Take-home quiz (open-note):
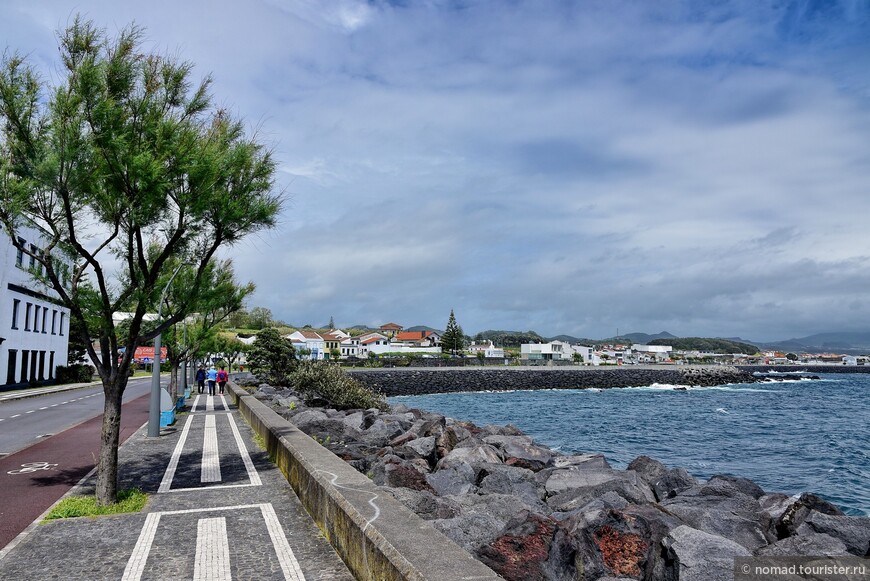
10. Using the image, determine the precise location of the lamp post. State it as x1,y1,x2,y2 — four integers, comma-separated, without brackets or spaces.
147,264,185,437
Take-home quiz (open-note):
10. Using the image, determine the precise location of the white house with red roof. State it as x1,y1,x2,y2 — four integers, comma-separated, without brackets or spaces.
285,330,326,360
358,333,389,357
393,330,441,348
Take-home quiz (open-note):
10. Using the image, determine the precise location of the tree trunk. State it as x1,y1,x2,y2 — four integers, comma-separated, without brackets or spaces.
95,377,124,505
169,363,179,401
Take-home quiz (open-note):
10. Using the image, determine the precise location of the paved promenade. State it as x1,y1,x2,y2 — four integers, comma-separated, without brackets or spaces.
0,394,354,580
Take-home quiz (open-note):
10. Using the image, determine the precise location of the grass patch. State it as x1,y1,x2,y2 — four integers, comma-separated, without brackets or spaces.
44,488,148,520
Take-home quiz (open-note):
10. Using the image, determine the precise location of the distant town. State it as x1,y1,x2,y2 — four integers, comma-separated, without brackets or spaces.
234,323,868,367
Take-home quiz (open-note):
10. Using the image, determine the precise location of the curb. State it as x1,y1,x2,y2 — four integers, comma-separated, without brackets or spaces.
227,382,502,581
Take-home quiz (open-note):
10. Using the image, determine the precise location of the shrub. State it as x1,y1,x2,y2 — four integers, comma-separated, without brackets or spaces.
55,364,95,384
247,327,296,385
289,361,387,411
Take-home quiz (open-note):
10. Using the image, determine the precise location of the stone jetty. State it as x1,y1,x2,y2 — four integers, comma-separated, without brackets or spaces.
243,371,870,581
347,365,756,396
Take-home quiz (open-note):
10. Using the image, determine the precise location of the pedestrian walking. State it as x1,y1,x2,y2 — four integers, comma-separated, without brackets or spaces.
207,366,217,396
216,366,228,394
195,366,206,394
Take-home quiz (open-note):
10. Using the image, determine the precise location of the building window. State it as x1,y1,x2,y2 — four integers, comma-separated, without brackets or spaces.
59,312,65,336
41,308,47,333
52,310,57,334
12,299,20,329
15,237,25,267
20,350,29,383
6,350,17,385
24,303,32,331
33,305,40,332
29,244,37,268
49,351,55,379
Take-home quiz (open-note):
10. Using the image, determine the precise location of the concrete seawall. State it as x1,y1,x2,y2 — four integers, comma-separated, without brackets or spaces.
226,381,502,581
346,366,755,396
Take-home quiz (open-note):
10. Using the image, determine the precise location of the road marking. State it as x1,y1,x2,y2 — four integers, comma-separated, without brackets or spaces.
158,414,194,493
206,395,214,412
7,461,59,475
227,413,261,486
10,414,21,418
261,503,307,581
220,394,229,411
39,406,48,410
50,404,58,407
123,504,305,581
201,415,222,483
193,517,232,581
121,512,161,581
191,394,201,412
25,410,35,414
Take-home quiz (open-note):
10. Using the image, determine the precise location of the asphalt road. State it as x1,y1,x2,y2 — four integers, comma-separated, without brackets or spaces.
0,377,156,457
0,377,172,552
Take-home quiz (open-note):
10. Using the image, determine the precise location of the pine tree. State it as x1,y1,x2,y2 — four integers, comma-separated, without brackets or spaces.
328,315,336,329
442,309,466,355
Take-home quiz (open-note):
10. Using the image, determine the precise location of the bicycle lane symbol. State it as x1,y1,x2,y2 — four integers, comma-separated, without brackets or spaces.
7,461,58,475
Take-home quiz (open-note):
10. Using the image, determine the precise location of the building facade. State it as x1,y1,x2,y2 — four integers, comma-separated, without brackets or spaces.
0,225,70,388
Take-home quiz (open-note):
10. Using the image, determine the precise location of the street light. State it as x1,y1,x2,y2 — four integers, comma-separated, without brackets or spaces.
147,263,185,438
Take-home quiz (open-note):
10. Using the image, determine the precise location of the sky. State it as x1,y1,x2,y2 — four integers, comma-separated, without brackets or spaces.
1,1,869,342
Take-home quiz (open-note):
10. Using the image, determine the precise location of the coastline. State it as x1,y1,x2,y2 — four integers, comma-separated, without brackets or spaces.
244,371,870,580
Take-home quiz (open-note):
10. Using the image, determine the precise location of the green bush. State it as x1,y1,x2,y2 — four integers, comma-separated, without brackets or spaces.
55,364,95,384
289,361,387,411
247,327,296,385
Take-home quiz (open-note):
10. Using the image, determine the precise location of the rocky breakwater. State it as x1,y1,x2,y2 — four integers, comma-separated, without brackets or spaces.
348,365,756,396
245,379,869,581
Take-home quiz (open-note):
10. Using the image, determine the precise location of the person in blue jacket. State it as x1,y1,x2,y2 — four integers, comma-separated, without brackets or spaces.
207,366,218,395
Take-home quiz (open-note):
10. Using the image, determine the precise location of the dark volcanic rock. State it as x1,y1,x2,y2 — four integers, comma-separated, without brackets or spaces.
707,474,765,500
663,525,751,581
477,511,559,581
797,511,870,556
757,531,850,557
776,492,846,538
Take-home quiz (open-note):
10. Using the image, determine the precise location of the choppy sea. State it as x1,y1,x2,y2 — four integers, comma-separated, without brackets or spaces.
389,372,870,515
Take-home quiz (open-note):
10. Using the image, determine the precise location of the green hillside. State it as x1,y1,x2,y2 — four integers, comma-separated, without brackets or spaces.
649,337,759,355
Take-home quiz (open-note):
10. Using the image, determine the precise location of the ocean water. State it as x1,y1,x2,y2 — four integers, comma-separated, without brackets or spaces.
389,372,870,516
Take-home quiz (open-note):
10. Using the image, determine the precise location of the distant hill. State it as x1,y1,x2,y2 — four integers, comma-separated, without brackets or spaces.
405,325,445,334
474,329,546,347
760,332,870,354
548,334,591,344
650,337,760,355
608,331,678,344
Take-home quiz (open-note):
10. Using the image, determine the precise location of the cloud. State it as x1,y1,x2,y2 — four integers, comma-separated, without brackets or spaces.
2,0,870,341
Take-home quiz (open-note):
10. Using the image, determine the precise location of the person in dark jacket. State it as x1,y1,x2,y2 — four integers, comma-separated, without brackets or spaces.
195,366,206,394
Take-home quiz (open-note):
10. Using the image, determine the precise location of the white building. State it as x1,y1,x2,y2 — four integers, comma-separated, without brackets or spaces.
521,341,571,362
285,330,326,360
570,345,600,365
1,225,71,387
630,344,673,363
468,340,505,358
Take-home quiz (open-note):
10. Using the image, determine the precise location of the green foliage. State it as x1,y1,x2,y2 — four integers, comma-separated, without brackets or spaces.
247,328,296,385
289,361,387,411
649,337,759,355
474,329,546,348
441,309,466,355
44,488,147,519
55,364,95,384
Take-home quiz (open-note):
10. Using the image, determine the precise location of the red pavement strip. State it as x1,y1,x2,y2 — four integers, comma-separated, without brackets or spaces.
0,393,150,551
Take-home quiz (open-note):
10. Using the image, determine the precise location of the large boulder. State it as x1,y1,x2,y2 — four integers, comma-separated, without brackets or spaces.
663,525,751,581
652,468,697,501
757,531,850,556
426,462,477,497
484,435,554,471
359,418,405,447
433,493,533,553
707,474,765,500
436,443,503,475
775,493,846,538
477,511,562,581
478,464,547,510
626,455,667,485
546,469,655,511
661,482,774,551
560,504,683,581
797,512,870,556
370,455,434,492
385,487,461,520
399,435,438,466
